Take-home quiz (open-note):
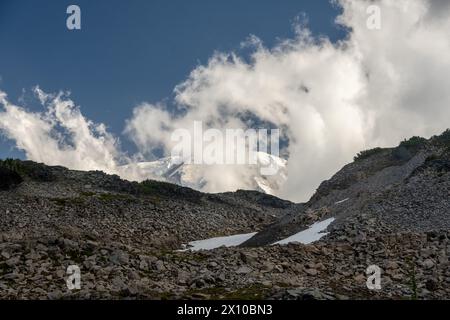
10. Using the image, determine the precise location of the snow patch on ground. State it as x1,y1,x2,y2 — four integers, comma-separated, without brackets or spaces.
180,217,336,251
334,198,349,205
273,217,336,245
181,233,257,252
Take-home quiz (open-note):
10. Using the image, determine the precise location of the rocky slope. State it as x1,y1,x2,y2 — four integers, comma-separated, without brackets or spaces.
0,131,448,300
0,161,292,252
243,132,450,246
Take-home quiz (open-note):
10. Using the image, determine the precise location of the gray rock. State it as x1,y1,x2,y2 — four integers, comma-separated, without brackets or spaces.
236,266,252,274
422,259,435,269
154,260,166,271
47,290,63,300
109,250,129,265
305,268,318,276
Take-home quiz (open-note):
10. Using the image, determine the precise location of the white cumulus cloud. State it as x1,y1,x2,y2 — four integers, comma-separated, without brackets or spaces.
0,87,124,175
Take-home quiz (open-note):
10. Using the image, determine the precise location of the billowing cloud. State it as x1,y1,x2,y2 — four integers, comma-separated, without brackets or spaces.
1,0,450,202
0,87,123,174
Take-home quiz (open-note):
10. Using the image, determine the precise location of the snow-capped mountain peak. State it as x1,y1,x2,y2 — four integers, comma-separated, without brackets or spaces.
120,152,287,195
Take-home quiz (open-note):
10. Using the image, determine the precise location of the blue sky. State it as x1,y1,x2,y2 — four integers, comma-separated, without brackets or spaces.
0,0,345,159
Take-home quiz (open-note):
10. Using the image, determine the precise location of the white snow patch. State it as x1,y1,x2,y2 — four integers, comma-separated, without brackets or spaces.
334,198,349,205
179,217,335,252
273,217,335,245
181,232,257,252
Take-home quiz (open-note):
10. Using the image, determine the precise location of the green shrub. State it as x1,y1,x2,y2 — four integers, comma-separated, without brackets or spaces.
139,179,202,203
50,197,85,206
439,128,450,140
0,159,56,182
354,147,384,162
0,166,23,190
20,161,56,181
98,193,133,202
140,179,190,196
0,158,25,173
408,261,418,300
433,129,450,149
399,136,427,149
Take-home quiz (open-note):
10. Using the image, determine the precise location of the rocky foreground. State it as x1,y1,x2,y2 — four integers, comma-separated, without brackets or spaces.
0,230,448,300
0,131,449,300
